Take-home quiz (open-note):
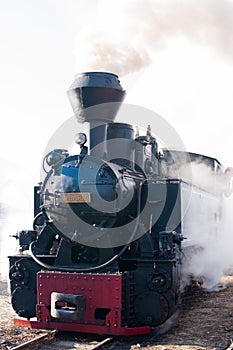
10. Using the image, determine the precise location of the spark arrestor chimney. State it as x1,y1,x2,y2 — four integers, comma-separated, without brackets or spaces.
67,72,125,157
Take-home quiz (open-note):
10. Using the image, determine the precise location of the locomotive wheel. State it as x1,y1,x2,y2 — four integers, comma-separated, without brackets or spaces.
135,291,169,326
11,286,37,319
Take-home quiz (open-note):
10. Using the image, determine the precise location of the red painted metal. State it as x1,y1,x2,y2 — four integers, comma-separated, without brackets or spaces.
13,271,151,336
14,317,151,335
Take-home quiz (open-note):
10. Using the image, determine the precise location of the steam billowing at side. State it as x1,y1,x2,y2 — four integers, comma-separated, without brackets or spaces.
178,161,233,290
75,0,233,76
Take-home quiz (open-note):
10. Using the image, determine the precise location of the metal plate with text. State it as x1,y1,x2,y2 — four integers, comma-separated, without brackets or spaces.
60,192,91,203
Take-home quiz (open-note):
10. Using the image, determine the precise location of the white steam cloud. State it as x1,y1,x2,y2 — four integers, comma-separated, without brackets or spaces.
75,0,233,76
0,159,33,280
179,161,233,290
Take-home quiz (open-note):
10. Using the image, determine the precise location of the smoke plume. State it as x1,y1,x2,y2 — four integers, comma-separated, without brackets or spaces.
75,0,233,76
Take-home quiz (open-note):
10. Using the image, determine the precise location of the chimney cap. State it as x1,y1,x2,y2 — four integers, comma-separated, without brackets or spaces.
69,71,124,91
67,71,126,123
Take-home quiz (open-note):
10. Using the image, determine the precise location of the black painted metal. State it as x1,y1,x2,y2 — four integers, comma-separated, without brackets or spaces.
33,186,41,217
67,72,125,119
67,72,125,157
8,72,223,333
107,122,135,168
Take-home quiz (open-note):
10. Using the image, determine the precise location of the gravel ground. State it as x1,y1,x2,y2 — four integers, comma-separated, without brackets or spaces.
1,275,233,350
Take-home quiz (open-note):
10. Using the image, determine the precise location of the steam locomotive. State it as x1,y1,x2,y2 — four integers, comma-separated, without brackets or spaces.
9,72,223,335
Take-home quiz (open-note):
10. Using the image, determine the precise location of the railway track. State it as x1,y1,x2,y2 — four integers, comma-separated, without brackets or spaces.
9,331,57,350
2,275,233,350
8,331,114,350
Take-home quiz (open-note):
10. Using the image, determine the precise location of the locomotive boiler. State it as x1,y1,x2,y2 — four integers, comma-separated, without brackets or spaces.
8,72,223,335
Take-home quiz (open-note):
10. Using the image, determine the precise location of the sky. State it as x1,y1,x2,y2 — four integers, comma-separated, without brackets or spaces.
0,0,233,226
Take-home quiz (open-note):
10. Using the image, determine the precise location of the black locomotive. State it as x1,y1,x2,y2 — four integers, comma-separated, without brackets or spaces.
9,72,223,335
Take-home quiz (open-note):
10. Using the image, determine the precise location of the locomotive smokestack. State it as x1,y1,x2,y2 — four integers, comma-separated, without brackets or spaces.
67,72,125,157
